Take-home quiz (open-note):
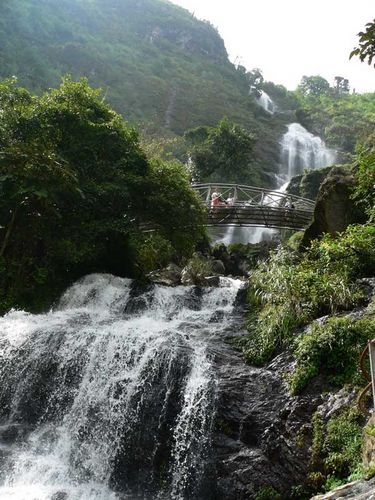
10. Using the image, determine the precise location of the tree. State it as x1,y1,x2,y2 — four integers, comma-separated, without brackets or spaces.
350,19,375,67
298,75,330,97
0,77,205,311
185,118,258,185
246,68,264,98
334,76,350,94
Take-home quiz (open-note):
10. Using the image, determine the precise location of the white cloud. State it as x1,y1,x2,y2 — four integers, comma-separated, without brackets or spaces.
171,0,375,93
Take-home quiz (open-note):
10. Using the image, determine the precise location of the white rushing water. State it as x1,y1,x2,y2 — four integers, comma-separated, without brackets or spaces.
213,122,336,246
257,91,275,114
280,122,336,181
0,274,243,500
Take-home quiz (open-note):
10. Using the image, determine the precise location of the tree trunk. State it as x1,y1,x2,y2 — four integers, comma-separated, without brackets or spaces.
0,206,18,258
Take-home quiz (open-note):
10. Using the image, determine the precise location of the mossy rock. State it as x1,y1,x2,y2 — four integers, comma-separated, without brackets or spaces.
301,166,367,248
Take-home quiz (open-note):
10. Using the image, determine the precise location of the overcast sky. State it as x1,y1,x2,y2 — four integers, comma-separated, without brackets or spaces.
171,0,374,93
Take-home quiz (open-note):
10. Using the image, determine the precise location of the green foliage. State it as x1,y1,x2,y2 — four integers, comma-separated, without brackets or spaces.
352,144,375,219
129,233,174,276
365,462,375,479
140,159,206,257
185,118,259,185
286,231,304,251
310,409,364,493
298,75,330,97
0,78,205,312
364,423,375,437
0,0,254,134
244,223,375,365
0,0,294,184
350,19,375,67
181,254,214,285
261,81,300,110
295,84,375,154
289,317,374,394
255,486,282,500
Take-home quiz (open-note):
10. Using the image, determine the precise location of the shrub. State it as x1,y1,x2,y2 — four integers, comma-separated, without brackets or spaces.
255,486,282,500
310,408,364,494
244,223,375,365
181,254,214,285
130,232,174,276
352,145,375,220
288,317,375,394
0,78,206,311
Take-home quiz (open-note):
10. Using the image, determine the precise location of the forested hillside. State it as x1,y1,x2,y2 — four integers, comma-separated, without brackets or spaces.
0,0,265,132
1,0,375,182
295,76,375,155
0,0,299,184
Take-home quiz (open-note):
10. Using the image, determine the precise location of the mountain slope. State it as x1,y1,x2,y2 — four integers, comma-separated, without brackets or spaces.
0,0,299,183
0,0,251,130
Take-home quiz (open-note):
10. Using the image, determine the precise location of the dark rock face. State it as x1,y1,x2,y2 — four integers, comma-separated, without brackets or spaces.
211,259,226,275
287,166,333,200
209,330,324,499
301,166,366,248
212,242,277,277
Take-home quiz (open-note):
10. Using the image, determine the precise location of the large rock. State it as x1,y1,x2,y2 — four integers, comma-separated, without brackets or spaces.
147,263,182,286
210,336,325,499
301,166,366,248
287,166,333,201
310,478,375,499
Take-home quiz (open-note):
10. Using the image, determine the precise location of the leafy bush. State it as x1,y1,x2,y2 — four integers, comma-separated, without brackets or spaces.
310,409,364,493
129,233,174,276
352,144,375,220
244,223,375,365
0,78,206,312
288,317,374,394
181,254,214,285
255,486,282,500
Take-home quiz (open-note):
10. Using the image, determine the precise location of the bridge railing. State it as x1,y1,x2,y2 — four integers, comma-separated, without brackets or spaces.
192,183,315,212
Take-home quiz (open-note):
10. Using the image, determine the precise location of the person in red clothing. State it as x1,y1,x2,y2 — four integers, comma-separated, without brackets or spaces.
211,192,221,208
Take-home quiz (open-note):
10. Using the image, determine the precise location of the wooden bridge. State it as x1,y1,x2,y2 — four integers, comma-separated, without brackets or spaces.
192,183,315,231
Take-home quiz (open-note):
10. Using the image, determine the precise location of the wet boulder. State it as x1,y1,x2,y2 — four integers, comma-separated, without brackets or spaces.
147,263,182,286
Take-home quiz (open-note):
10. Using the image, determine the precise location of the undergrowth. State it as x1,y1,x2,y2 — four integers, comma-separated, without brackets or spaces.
243,223,375,367
309,408,364,494
289,316,375,394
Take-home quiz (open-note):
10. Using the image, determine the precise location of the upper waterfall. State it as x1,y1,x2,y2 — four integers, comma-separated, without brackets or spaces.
0,274,243,500
257,91,276,114
280,123,336,180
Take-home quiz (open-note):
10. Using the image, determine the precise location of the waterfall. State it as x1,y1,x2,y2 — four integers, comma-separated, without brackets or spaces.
280,123,336,181
256,91,275,114
0,274,243,500
212,122,335,246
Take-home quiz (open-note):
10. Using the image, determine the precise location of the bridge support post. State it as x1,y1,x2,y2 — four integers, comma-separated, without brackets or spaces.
205,186,211,205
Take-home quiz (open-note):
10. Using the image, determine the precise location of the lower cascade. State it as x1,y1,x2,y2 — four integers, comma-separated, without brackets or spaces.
0,274,243,500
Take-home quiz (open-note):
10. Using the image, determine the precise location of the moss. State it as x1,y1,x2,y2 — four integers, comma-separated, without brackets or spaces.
309,408,365,495
288,317,374,394
255,486,282,500
365,424,375,438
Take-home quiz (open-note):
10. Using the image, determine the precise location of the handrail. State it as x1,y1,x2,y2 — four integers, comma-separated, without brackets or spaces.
192,182,315,209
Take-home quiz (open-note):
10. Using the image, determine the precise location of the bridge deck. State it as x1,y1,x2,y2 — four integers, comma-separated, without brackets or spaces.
193,183,315,231
206,205,312,230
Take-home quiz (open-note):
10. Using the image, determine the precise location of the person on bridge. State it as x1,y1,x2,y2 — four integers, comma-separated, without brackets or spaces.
226,193,234,206
211,192,227,208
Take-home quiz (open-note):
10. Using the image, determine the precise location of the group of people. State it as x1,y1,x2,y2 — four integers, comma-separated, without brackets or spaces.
210,191,234,208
